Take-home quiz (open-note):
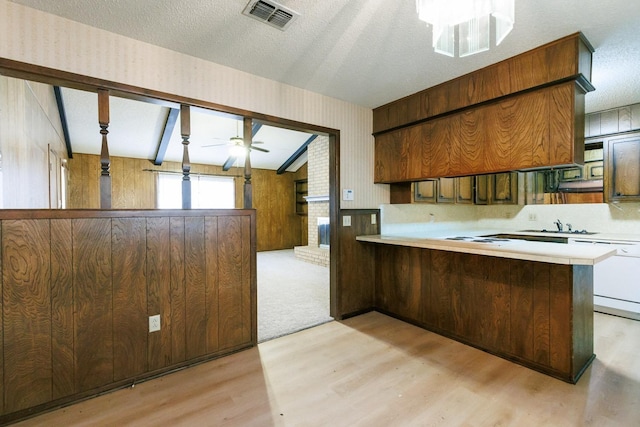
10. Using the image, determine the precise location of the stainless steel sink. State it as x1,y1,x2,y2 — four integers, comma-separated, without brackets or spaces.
519,229,598,235
483,233,569,244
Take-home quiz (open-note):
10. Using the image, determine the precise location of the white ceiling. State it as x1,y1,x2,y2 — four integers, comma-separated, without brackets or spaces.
10,0,640,168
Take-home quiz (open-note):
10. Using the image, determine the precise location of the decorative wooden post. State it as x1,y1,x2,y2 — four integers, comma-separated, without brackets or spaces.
181,104,192,209
98,89,111,209
243,117,253,209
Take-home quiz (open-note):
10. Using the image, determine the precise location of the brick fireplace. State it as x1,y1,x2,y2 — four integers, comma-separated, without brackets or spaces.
294,136,329,267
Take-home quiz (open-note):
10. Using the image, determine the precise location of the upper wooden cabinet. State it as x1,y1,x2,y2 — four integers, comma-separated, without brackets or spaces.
373,33,594,134
605,133,640,202
373,33,593,183
375,81,584,183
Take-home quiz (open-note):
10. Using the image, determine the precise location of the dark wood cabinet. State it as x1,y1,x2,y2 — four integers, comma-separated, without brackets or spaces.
605,133,640,202
374,82,584,183
414,177,474,204
372,245,595,384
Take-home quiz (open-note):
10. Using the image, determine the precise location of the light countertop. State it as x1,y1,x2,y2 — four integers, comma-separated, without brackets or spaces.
356,230,619,265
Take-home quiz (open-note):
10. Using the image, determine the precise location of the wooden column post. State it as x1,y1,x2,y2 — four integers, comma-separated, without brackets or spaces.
243,117,253,209
181,104,191,209
98,89,111,209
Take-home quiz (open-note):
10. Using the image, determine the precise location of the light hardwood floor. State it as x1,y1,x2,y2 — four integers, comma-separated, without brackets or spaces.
14,311,640,426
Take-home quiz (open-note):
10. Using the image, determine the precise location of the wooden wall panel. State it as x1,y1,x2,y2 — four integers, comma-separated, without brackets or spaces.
337,210,379,318
68,154,300,251
572,265,594,379
112,218,148,380
509,259,534,361
548,264,572,375
429,250,457,331
0,210,257,422
2,220,52,412
184,217,207,359
146,217,172,371
218,216,245,350
73,218,113,392
204,217,220,353
169,218,186,364
50,219,74,399
532,264,551,366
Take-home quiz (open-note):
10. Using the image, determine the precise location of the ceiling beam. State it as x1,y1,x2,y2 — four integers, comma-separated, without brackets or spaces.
276,134,317,174
222,121,263,171
153,107,180,165
53,86,73,158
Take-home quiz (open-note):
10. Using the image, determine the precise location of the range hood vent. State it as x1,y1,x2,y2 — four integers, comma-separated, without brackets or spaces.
242,0,299,31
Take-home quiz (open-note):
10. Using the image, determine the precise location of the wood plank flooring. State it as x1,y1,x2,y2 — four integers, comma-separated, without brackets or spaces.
13,311,640,426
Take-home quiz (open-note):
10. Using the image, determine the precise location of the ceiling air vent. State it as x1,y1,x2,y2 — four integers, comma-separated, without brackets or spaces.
242,0,299,31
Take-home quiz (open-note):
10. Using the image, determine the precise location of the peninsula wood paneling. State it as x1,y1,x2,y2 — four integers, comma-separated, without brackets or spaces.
185,217,207,360
112,218,148,380
370,245,594,383
430,116,460,177
337,210,379,318
2,220,52,413
147,217,172,371
549,82,581,166
73,218,114,392
50,219,74,400
0,209,256,424
169,217,187,364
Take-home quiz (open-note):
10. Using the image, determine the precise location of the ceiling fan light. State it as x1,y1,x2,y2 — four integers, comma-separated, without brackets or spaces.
230,143,247,158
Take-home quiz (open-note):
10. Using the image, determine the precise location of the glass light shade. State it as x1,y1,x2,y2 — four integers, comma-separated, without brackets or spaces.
230,143,247,158
416,0,514,57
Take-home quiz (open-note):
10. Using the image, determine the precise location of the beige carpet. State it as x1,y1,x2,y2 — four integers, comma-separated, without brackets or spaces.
257,249,332,342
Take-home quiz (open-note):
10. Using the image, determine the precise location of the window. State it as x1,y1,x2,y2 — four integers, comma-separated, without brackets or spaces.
156,173,235,209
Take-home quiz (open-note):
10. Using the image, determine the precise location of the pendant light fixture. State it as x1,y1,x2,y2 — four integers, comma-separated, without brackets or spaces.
416,0,514,57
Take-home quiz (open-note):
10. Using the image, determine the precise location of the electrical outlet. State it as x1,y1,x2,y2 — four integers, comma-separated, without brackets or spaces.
371,214,377,225
149,314,161,333
528,213,538,221
343,215,351,227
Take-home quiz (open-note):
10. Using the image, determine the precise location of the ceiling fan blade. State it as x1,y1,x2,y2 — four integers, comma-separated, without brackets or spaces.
251,145,270,153
201,142,230,148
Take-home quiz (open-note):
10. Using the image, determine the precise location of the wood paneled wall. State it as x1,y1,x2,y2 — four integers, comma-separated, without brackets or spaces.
67,154,304,251
0,209,255,424
372,245,594,383
0,76,67,208
335,210,379,318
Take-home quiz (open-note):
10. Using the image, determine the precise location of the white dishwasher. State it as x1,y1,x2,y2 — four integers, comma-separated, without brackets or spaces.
569,238,640,320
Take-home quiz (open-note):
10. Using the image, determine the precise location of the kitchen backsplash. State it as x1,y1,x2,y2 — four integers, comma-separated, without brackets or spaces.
380,203,640,236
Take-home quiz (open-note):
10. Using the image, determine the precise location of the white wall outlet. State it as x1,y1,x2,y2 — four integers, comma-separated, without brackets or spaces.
343,215,351,227
528,213,538,221
149,314,161,333
371,213,377,225
342,189,354,201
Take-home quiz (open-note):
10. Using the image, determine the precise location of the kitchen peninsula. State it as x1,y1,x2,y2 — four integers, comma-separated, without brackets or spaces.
357,232,616,383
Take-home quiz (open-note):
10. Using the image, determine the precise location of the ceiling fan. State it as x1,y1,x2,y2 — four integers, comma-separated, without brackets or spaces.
202,121,270,155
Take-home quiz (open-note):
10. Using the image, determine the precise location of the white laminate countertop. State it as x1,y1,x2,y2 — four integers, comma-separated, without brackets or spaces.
356,231,618,265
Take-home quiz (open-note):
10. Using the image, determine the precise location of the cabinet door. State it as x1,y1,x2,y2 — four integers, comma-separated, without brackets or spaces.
456,177,474,204
475,175,489,205
491,172,518,204
525,172,545,205
374,125,424,183
414,180,437,203
437,178,456,203
606,135,640,201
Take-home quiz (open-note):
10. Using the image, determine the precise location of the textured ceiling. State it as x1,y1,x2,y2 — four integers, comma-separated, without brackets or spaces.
9,0,640,114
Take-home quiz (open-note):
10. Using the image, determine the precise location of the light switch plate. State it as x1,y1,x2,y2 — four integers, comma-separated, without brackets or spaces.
343,189,354,201
371,214,377,225
343,216,351,227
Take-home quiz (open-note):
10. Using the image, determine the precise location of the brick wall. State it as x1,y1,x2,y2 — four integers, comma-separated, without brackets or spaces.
307,136,329,247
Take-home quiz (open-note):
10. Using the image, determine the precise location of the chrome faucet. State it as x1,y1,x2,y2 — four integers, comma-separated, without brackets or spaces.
566,223,573,233
554,219,563,232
